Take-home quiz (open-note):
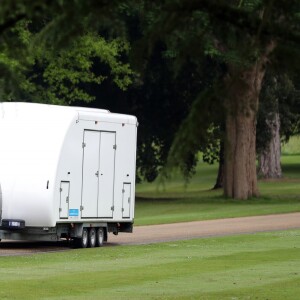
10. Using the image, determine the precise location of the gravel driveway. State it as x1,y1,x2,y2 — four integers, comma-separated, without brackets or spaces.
109,212,300,245
1,212,300,256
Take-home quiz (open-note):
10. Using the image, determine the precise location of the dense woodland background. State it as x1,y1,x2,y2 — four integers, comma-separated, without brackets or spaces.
0,0,299,200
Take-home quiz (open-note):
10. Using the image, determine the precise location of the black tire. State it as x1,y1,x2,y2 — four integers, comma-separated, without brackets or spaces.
88,228,96,248
76,227,88,248
96,227,104,247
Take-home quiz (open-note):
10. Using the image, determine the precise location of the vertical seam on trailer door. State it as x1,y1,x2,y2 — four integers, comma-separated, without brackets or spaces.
96,132,101,217
80,130,86,218
112,131,117,218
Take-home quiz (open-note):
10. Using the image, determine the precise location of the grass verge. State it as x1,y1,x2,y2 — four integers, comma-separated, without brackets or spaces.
1,230,300,299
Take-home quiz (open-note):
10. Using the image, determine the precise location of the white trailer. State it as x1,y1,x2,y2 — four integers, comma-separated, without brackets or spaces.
0,102,138,248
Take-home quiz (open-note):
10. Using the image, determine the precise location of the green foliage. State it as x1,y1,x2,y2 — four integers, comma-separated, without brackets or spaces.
0,20,33,100
0,7,134,104
31,34,133,105
131,52,225,182
161,86,223,181
32,1,131,50
137,0,300,70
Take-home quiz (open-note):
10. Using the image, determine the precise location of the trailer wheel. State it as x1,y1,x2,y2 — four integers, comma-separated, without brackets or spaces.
96,227,104,247
88,228,96,248
76,228,88,248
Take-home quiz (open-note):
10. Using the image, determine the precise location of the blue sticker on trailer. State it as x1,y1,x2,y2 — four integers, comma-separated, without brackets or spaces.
69,209,79,217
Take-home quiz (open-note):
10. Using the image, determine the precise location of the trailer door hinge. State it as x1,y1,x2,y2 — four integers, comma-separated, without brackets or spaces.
111,206,114,211
122,189,125,193
60,188,62,192
59,208,62,212
66,196,69,203
80,205,84,211
82,142,86,148
113,144,117,150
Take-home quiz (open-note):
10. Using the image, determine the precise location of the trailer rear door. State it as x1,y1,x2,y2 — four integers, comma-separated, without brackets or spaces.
81,130,100,218
98,131,116,218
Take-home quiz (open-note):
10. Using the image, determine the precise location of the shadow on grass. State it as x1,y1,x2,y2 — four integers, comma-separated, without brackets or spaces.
282,163,300,177
135,193,297,204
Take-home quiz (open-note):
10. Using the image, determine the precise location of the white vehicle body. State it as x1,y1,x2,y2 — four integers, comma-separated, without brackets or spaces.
0,102,137,247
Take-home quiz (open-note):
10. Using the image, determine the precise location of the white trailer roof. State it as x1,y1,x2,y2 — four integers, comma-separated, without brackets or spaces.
0,102,137,124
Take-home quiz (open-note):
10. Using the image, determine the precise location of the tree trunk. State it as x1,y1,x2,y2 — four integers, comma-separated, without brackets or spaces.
213,141,224,189
223,41,276,200
258,112,282,178
224,65,265,199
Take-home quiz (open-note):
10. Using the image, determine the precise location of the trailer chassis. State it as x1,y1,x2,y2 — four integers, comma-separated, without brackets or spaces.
0,221,133,248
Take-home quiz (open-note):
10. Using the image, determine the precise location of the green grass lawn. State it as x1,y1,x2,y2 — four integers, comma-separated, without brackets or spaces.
282,135,300,155
1,230,300,299
135,152,300,225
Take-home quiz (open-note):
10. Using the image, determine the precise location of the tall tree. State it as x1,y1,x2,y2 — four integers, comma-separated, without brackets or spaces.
134,0,300,199
257,72,300,178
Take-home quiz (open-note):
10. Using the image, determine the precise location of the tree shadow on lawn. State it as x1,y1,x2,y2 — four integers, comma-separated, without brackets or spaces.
282,162,300,178
135,193,295,204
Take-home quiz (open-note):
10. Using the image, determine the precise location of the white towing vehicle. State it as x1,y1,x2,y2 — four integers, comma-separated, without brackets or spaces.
0,102,138,248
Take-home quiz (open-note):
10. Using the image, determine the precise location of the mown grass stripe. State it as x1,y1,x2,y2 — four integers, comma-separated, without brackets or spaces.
0,230,300,299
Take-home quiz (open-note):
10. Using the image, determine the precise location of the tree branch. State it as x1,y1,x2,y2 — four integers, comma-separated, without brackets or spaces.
0,13,26,35
164,0,300,44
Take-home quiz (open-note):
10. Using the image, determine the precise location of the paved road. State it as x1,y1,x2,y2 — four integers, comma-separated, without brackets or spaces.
0,212,300,256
